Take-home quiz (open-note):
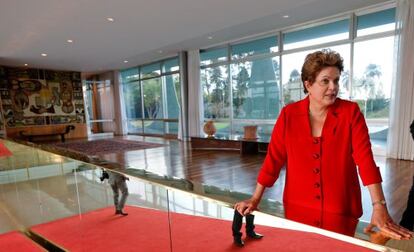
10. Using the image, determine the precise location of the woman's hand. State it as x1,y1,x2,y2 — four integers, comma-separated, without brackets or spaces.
234,198,260,216
364,205,413,242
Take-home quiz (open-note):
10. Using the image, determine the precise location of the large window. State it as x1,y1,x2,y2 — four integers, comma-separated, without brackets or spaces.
356,8,396,37
351,37,394,144
200,35,280,137
283,19,349,50
120,57,181,136
282,44,350,104
231,57,280,119
201,65,230,119
200,5,395,146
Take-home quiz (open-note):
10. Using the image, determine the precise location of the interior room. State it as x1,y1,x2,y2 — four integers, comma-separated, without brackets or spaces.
1,0,413,251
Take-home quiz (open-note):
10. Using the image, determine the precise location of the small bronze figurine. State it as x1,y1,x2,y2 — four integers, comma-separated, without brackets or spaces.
232,209,263,247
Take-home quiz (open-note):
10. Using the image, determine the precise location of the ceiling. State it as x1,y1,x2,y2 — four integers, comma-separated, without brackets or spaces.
0,0,389,73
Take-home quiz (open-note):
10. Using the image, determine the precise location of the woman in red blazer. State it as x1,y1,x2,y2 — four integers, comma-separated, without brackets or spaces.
235,50,413,240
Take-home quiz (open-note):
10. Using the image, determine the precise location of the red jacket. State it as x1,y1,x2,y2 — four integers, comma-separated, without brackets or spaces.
258,97,382,218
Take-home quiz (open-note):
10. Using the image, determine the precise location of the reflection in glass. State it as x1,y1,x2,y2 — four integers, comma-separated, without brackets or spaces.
284,204,358,236
100,169,129,215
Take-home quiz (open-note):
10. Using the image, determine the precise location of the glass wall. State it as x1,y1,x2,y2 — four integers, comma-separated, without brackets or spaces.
200,6,395,145
2,139,402,251
120,57,181,136
200,35,280,137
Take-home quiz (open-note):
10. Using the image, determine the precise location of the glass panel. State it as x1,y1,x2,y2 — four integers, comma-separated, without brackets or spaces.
200,47,228,66
1,139,411,251
0,140,172,250
142,78,163,119
166,122,179,135
231,36,278,60
120,67,140,83
352,36,394,144
281,44,350,105
164,74,180,119
231,57,280,120
200,65,230,119
123,81,142,119
357,8,396,37
283,19,349,50
141,62,161,79
166,187,385,251
143,120,164,135
163,57,180,73
127,119,143,134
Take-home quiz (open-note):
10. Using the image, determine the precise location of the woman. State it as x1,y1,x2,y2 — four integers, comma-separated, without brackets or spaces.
235,50,413,240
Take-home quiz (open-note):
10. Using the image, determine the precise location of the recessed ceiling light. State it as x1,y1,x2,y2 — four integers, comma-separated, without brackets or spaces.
207,36,213,40
107,17,114,22
24,64,28,66
41,53,47,57
124,60,128,63
67,39,73,43
158,50,163,53
283,15,289,18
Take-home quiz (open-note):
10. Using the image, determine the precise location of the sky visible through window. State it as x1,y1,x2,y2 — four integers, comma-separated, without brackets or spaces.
282,36,394,100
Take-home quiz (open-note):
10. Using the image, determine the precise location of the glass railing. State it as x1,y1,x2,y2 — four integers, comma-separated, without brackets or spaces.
0,139,411,251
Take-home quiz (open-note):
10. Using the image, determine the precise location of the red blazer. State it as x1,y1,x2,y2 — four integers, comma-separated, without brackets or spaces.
258,96,382,218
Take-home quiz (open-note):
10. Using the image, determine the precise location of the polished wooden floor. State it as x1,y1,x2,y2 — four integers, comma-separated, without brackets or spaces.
55,135,413,224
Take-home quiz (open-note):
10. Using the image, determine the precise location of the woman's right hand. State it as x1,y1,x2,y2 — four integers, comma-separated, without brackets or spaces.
234,198,260,216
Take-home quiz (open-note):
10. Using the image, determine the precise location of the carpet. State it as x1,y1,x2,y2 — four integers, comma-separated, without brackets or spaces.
52,138,164,156
0,231,45,252
30,206,376,252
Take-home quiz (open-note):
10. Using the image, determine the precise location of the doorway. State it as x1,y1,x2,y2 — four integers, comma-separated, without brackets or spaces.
83,80,115,137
